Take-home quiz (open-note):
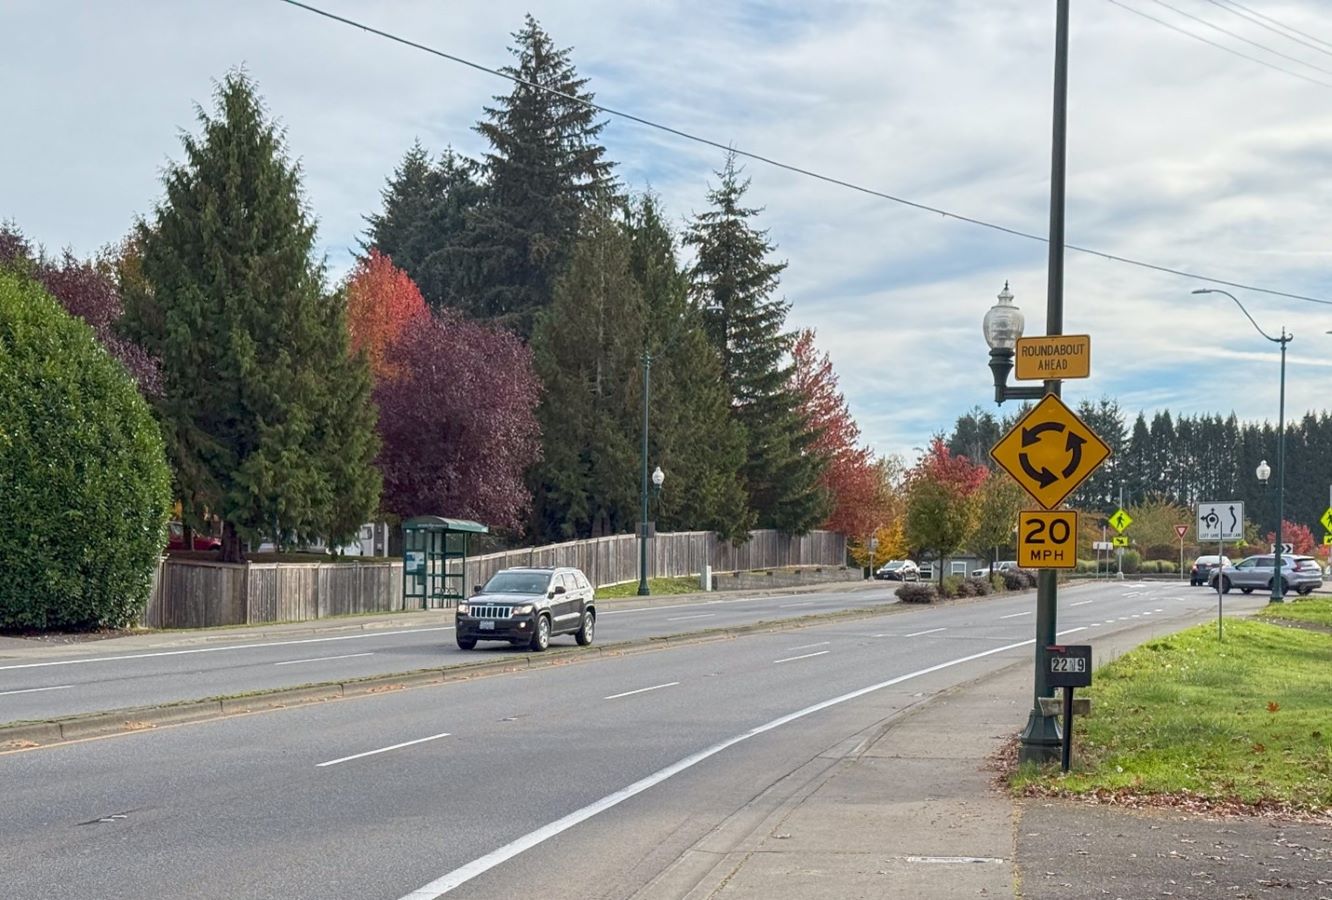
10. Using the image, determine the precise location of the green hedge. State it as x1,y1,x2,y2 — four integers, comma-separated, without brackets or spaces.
0,270,171,629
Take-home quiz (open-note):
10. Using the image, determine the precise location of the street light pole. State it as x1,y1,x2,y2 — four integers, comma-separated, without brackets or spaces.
1192,288,1292,602
637,352,652,597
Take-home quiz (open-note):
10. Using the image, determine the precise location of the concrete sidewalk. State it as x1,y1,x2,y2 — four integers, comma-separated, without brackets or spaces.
644,621,1331,900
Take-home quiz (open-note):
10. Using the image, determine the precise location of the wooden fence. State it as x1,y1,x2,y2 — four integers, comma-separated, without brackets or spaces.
143,529,846,628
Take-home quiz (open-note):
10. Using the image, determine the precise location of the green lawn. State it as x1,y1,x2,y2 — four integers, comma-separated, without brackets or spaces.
597,576,702,599
1011,619,1332,811
1256,596,1332,629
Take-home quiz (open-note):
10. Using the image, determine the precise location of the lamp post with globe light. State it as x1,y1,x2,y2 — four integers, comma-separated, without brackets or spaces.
1193,288,1290,603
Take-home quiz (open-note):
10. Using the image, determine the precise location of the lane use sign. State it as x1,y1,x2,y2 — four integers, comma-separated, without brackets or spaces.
991,394,1112,509
1017,510,1079,569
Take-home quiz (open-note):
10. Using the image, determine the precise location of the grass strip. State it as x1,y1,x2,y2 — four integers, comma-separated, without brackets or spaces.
1256,596,1332,629
1011,619,1332,812
596,576,702,598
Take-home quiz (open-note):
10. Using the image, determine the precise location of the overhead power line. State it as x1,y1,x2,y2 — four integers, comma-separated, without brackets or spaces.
275,0,1332,307
1106,0,1332,90
1203,0,1332,59
1147,0,1332,76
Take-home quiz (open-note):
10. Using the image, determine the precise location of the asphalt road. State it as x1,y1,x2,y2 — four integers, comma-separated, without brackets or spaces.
0,578,1260,900
0,584,909,723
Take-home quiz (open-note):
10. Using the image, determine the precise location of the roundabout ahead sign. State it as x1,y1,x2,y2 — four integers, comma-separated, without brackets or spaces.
990,393,1112,509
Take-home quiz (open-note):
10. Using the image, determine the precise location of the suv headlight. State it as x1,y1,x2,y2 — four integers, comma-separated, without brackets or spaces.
512,604,535,616
457,602,470,615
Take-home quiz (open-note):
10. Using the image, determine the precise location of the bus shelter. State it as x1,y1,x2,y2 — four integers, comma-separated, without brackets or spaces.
402,516,489,609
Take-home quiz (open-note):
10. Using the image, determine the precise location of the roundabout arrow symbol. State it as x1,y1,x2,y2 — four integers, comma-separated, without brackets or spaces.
1021,421,1066,446
1062,431,1086,479
1019,453,1059,488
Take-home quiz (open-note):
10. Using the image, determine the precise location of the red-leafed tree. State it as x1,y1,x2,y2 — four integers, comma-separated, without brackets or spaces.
344,249,428,380
374,311,541,531
791,328,880,537
1266,520,1316,557
904,438,989,582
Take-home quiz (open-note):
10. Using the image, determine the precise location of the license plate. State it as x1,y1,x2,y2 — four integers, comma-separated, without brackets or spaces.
479,620,495,631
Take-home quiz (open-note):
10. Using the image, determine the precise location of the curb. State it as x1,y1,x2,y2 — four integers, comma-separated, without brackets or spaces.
0,602,901,751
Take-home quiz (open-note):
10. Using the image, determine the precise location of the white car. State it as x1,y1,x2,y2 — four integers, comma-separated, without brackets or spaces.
972,561,1019,577
874,560,920,581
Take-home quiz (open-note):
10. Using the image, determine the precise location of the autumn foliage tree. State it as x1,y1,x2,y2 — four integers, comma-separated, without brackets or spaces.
791,329,879,539
1266,520,1316,557
905,438,989,582
374,311,541,531
344,249,428,380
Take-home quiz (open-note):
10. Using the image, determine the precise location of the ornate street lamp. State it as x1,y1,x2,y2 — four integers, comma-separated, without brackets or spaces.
983,282,1045,404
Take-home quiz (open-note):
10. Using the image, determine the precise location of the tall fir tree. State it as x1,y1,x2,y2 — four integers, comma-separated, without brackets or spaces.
625,193,752,541
530,193,642,540
685,152,827,534
122,71,380,560
362,143,484,312
470,15,614,337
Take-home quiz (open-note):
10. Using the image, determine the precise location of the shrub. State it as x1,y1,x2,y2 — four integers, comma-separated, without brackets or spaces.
1159,560,1177,573
0,270,171,630
964,576,992,596
940,575,965,598
1075,559,1097,574
896,583,936,603
1121,550,1142,574
991,574,1007,592
1003,568,1037,591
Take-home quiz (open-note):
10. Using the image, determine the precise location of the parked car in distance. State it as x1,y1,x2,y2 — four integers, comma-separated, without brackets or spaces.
166,521,220,553
971,560,1019,578
1189,554,1231,586
1208,554,1323,596
874,560,920,581
455,566,596,651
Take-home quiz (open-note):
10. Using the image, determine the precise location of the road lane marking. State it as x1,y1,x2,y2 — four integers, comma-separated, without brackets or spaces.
398,636,1039,899
1069,600,1093,607
0,684,73,697
1090,622,1102,627
317,732,451,768
603,682,680,701
999,611,1032,619
780,601,814,608
0,627,455,672
274,652,374,667
773,650,830,664
904,628,945,637
666,613,715,622
785,641,831,651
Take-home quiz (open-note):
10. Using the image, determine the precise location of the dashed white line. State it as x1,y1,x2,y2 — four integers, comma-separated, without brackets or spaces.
780,601,814,608
1069,600,1093,607
905,627,946,638
773,650,831,664
274,652,374,667
1000,611,1032,619
785,641,831,651
317,732,451,768
604,682,680,700
0,684,73,697
666,613,715,622
1090,622,1102,627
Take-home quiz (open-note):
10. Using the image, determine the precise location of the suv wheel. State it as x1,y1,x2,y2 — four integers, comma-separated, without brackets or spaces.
575,610,595,646
530,614,551,652
456,636,476,650
1218,576,1231,594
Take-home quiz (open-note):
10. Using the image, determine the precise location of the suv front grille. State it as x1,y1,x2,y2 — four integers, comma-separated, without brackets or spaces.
469,604,512,619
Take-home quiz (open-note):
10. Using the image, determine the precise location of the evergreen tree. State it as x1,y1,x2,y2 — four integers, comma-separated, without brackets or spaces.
362,143,484,312
686,152,826,533
122,71,380,561
625,193,752,541
530,194,642,540
470,15,614,336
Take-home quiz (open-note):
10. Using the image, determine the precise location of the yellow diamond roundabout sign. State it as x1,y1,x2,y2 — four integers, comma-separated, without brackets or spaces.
991,393,1112,510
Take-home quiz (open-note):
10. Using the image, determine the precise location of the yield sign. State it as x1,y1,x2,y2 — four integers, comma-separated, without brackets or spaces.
991,393,1112,510
1174,524,1189,539
1321,507,1332,534
1109,508,1132,533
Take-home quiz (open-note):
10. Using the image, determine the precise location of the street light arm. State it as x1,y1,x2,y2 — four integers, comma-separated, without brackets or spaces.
1192,288,1290,345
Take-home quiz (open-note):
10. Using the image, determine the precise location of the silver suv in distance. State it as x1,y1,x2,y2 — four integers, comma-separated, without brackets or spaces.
1209,554,1323,596
456,566,596,651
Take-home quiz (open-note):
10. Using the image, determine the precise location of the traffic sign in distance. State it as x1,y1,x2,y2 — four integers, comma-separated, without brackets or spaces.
1197,501,1245,542
1324,533,1332,546
1017,510,1079,569
1174,524,1189,539
1271,543,1294,555
991,394,1112,510
1321,507,1332,534
1109,508,1132,533
1014,334,1091,381
1092,540,1114,551
1111,535,1130,548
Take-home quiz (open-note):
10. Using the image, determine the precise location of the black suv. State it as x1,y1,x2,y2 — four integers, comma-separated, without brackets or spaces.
456,566,596,652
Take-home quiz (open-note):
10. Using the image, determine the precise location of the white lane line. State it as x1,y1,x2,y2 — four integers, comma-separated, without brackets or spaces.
781,601,814,608
0,626,454,672
773,650,830,664
0,684,73,697
999,611,1032,619
1069,600,1093,607
1090,622,1102,627
1131,614,1142,618
1155,608,1164,612
904,627,946,638
871,633,898,638
398,636,1038,899
274,652,374,667
603,682,680,701
666,613,715,622
1058,627,1087,636
785,641,832,652
317,732,451,768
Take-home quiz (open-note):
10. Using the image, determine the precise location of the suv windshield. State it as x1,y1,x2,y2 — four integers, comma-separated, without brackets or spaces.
481,571,552,594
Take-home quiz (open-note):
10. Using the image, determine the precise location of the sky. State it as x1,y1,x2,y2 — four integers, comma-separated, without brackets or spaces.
5,0,1332,468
